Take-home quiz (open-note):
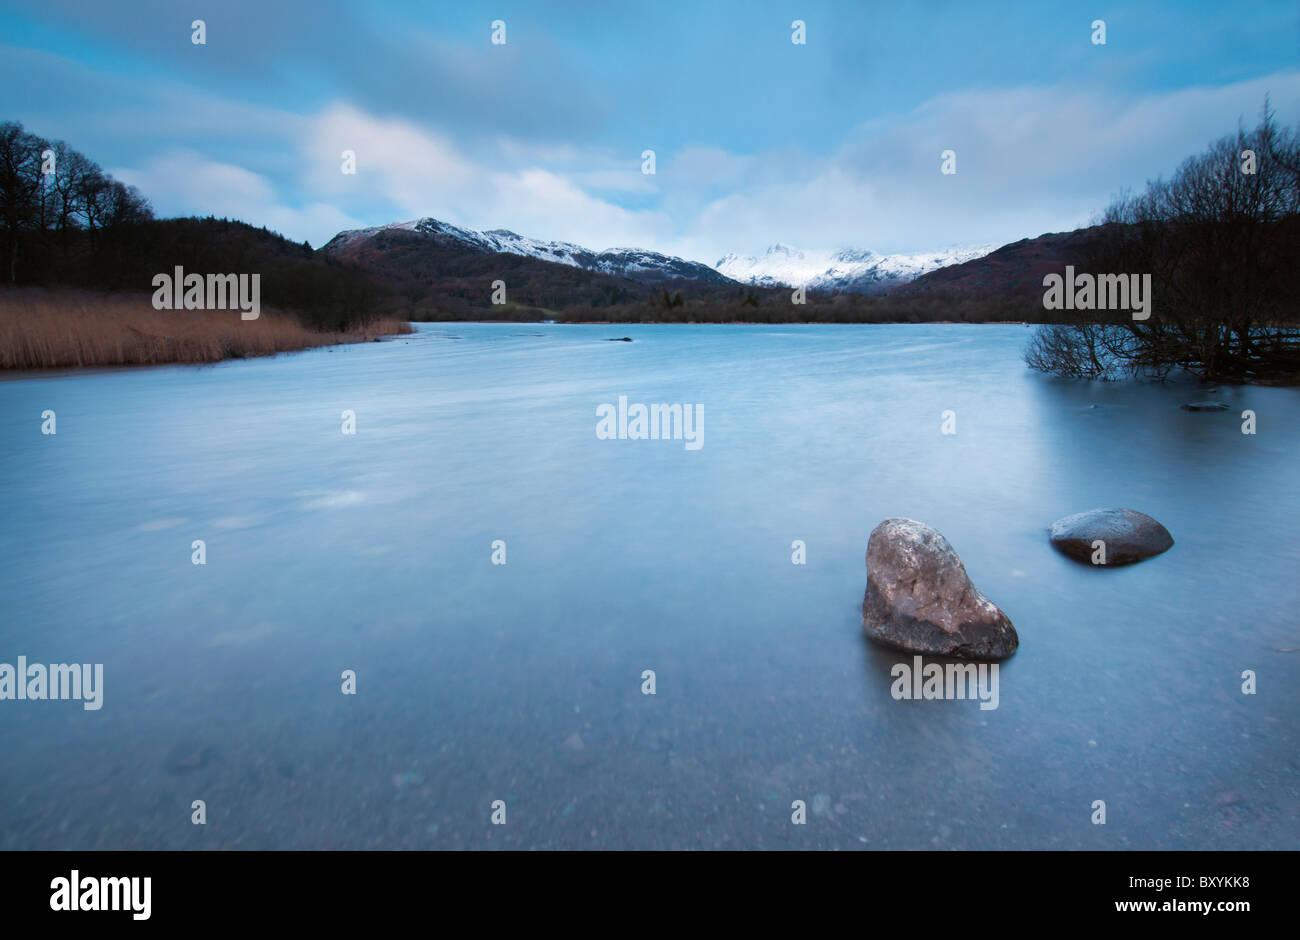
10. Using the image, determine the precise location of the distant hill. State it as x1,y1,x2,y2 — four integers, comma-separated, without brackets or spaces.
319,217,755,318
325,217,735,284
317,215,1030,319
322,217,1006,305
897,228,1097,301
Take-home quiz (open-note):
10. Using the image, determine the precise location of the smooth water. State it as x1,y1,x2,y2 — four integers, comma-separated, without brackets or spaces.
1,323,1297,849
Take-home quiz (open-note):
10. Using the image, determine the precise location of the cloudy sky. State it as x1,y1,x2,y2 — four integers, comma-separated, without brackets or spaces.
2,0,1297,263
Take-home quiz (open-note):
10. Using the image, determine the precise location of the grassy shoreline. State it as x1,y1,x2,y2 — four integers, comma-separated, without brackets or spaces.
0,288,411,370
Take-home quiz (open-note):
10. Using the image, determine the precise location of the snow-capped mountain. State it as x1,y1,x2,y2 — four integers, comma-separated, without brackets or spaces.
715,243,999,293
323,217,734,284
323,217,997,293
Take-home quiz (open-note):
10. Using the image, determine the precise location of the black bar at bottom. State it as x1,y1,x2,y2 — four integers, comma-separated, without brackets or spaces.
0,850,1286,926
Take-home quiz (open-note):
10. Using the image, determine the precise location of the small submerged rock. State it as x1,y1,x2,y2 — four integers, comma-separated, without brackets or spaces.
392,771,424,789
861,518,1018,660
1048,508,1173,565
563,732,593,767
1181,401,1229,411
165,740,212,773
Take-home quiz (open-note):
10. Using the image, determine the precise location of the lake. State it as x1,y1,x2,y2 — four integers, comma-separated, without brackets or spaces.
1,322,1296,849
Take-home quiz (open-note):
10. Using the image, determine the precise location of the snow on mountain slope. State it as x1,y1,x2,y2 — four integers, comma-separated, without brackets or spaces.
324,217,995,292
714,244,825,288
324,217,733,284
716,243,999,293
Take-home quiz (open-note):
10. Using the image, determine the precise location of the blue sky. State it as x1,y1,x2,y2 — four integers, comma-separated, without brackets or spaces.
2,0,1297,262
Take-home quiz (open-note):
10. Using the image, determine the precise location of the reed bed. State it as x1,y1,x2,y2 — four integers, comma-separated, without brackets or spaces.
0,288,410,369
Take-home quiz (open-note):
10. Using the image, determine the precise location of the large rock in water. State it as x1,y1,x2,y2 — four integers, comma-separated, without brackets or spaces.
861,518,1018,660
1048,508,1173,565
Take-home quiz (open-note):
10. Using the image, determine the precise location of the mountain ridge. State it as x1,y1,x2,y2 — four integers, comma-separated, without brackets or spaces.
715,242,999,293
322,216,997,294
323,217,735,285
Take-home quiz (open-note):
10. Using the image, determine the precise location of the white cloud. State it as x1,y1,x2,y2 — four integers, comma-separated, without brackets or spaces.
299,103,675,250
110,71,1300,263
668,71,1300,257
113,149,366,248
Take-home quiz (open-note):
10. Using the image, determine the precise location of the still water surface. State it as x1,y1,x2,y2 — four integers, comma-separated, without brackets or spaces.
1,323,1296,848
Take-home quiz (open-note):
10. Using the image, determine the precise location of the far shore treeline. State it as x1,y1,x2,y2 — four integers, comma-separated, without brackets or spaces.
2,109,1298,378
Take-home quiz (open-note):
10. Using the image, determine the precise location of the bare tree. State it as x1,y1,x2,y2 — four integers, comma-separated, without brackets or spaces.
0,122,48,282
1027,101,1300,381
0,120,153,282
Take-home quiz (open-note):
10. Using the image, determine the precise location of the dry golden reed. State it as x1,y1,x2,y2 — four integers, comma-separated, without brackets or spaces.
0,288,410,369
